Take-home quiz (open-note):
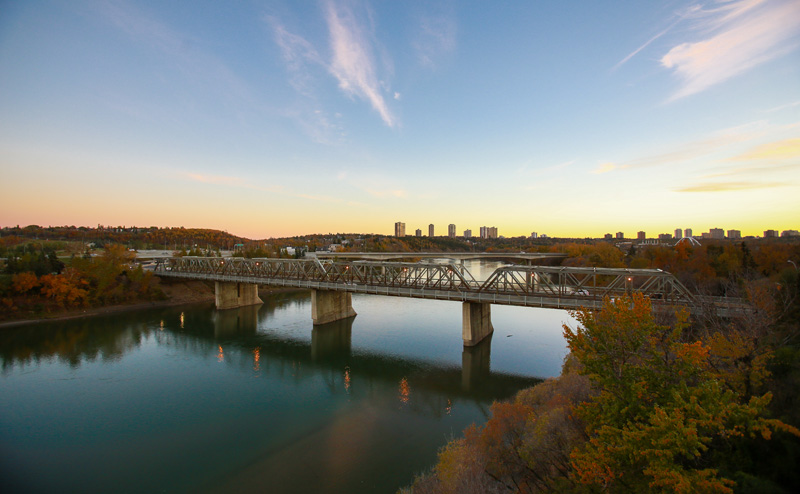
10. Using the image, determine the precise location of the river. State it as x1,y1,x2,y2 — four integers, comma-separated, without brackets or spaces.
0,265,575,493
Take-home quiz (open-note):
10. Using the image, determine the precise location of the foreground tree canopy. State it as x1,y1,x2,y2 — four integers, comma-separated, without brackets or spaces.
406,293,800,494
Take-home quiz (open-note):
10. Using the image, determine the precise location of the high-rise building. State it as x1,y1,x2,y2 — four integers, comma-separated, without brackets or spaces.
727,229,741,239
428,224,434,237
684,228,693,238
479,226,498,239
394,222,405,237
464,229,472,238
637,231,646,241
616,232,624,239
674,229,683,240
415,229,422,237
604,233,613,240
448,224,456,238
658,233,673,241
710,228,724,240
530,232,538,239
764,230,779,238
781,230,799,237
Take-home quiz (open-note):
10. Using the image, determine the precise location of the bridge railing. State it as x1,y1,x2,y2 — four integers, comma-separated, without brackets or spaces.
155,258,482,291
154,257,701,307
478,265,696,305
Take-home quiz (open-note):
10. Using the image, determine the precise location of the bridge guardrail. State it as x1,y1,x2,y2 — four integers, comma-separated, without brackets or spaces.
153,257,724,311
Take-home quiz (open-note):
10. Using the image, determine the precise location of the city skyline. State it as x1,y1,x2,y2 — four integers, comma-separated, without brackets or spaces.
1,1,799,239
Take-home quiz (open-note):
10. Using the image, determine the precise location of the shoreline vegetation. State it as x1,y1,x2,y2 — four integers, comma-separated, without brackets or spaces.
403,291,800,493
0,281,304,330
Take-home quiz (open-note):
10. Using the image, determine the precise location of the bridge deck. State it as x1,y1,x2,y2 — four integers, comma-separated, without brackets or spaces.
154,257,744,315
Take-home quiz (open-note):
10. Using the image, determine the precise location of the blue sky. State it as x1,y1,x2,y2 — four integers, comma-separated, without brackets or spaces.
1,0,798,239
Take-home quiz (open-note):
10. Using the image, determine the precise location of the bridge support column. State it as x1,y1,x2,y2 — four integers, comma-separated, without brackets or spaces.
462,302,494,346
311,290,357,325
215,282,263,310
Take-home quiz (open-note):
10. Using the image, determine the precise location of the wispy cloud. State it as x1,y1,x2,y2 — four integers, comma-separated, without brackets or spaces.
97,1,254,105
592,121,768,174
517,159,575,176
267,1,397,129
266,17,347,143
763,100,800,113
675,181,787,192
336,171,408,199
673,135,800,191
660,0,800,100
324,0,395,127
729,137,800,162
413,8,457,69
267,16,324,98
612,8,693,72
592,162,618,174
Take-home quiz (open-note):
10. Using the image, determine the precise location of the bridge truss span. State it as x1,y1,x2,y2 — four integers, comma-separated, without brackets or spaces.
480,265,696,304
154,257,714,311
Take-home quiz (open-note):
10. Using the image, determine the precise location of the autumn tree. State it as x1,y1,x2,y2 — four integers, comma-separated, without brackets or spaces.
409,358,592,494
563,293,799,493
12,272,40,294
40,268,88,307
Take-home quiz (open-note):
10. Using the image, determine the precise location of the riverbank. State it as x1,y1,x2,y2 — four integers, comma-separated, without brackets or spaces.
0,280,307,329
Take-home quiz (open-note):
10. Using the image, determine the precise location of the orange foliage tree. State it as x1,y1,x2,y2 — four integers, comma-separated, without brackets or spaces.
12,272,40,294
40,267,88,307
563,293,799,493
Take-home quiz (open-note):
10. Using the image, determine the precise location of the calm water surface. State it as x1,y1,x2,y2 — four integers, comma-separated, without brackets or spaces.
1,281,575,493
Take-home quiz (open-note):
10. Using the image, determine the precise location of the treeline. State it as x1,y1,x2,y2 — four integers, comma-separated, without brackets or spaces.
1,225,248,251
406,282,800,493
1,244,165,318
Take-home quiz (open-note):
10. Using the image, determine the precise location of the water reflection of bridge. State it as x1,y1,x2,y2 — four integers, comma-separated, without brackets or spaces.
206,303,539,399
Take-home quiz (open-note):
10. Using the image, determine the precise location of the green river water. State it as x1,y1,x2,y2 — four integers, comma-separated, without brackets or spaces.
0,286,573,493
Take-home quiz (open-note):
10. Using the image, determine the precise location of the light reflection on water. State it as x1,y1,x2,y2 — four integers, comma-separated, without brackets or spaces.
0,283,574,494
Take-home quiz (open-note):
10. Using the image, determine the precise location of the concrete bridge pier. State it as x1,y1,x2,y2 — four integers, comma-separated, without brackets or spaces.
215,282,263,310
311,289,357,325
462,302,494,346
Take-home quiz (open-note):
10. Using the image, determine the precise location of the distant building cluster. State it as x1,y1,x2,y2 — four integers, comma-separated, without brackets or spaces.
395,221,799,242
604,226,799,244
393,222,502,239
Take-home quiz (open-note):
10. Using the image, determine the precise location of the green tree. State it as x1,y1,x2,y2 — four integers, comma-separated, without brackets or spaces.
563,294,798,493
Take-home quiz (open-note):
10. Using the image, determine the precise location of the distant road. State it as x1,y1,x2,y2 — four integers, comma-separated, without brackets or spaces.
134,250,234,259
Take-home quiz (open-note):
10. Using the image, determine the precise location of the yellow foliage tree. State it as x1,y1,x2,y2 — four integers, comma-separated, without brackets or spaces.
564,294,799,493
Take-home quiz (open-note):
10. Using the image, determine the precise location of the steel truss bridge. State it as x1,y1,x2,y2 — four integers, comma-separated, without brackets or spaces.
153,257,738,313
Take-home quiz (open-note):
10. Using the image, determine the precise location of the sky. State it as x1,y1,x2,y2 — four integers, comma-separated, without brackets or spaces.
1,0,799,240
